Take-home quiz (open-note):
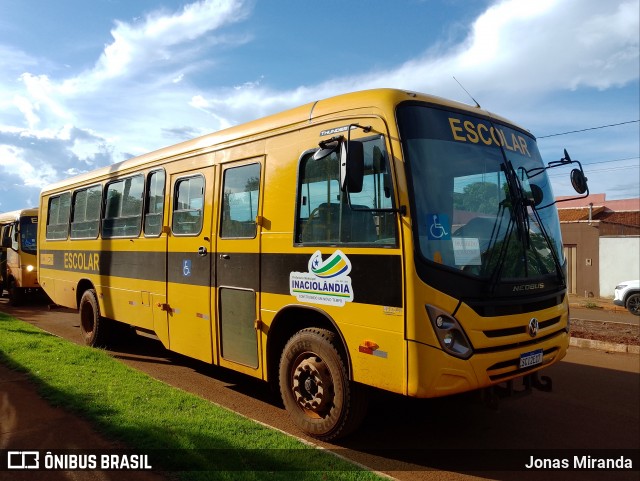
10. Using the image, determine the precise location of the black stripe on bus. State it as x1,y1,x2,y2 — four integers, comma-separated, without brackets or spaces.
261,253,403,307
40,250,403,307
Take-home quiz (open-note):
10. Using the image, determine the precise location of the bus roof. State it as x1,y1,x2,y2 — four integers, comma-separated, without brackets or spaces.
40,88,525,194
0,208,39,224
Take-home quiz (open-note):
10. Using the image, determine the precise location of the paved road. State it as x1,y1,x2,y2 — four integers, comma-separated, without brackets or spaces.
1,297,638,481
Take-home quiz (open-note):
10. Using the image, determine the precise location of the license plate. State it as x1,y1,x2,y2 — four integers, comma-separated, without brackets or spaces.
519,348,543,369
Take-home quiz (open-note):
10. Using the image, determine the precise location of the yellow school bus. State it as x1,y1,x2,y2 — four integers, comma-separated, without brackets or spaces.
38,89,589,440
0,208,40,305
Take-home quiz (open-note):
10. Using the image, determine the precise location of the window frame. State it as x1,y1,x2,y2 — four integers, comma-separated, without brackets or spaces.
45,191,72,241
143,169,166,238
171,174,205,237
102,173,145,239
70,184,103,240
220,163,261,240
294,135,398,247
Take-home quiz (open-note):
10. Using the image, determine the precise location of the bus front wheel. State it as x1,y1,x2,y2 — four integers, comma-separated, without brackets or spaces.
279,328,368,441
79,289,109,347
8,280,23,306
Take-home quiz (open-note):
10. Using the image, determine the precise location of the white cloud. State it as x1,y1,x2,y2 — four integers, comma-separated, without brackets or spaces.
0,144,58,188
0,0,637,213
0,0,251,197
192,0,638,127
60,0,249,94
12,95,40,129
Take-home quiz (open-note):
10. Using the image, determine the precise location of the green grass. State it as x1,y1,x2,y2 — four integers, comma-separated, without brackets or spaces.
0,312,383,480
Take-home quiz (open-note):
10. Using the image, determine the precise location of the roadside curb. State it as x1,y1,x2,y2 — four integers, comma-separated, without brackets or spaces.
570,336,640,355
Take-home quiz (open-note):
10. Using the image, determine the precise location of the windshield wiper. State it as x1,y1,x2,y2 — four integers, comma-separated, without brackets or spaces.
528,196,566,286
483,161,529,294
485,198,515,294
489,161,565,291
503,161,532,250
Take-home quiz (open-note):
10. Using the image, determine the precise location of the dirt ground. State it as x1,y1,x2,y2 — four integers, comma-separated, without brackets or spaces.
568,294,640,346
570,318,640,345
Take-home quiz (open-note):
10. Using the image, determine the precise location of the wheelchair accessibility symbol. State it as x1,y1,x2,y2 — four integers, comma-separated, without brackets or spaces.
427,214,450,240
183,259,192,277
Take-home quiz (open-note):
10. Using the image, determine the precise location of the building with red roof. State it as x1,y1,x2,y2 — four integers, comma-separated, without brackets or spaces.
557,194,639,297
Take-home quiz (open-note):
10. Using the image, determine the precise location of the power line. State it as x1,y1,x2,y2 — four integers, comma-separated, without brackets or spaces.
582,156,639,166
538,120,640,138
547,160,639,178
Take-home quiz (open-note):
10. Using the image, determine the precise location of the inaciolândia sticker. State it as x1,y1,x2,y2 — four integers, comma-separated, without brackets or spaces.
290,250,354,306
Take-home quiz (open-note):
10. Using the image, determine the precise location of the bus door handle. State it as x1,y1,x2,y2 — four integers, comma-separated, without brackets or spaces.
219,254,230,260
198,246,208,257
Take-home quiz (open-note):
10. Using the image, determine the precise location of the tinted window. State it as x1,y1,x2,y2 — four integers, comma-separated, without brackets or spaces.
20,216,38,254
172,175,204,235
46,192,71,240
144,170,166,236
220,164,260,238
296,136,396,245
70,185,102,239
103,175,144,238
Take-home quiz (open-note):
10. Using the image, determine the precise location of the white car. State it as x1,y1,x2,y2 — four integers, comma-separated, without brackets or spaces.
613,280,640,316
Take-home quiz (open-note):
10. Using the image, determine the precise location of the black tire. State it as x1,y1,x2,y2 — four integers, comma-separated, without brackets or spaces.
79,289,110,347
8,279,23,306
626,293,640,316
279,328,368,441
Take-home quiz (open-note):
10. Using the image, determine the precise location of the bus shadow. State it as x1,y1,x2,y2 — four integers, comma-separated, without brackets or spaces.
106,331,283,408
336,360,639,480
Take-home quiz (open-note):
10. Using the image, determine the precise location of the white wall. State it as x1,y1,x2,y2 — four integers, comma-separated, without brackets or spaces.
599,236,640,297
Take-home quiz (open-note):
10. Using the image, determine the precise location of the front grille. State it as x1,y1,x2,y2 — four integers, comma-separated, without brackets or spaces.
483,316,561,338
465,292,565,317
475,328,565,354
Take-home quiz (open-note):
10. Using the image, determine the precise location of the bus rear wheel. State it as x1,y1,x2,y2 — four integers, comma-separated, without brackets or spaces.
79,289,109,347
279,328,368,441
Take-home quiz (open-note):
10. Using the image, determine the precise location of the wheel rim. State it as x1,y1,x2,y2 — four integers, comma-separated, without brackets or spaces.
629,296,640,314
291,353,334,418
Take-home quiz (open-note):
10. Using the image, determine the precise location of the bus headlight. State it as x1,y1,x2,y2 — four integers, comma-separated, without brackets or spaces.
426,305,473,359
25,265,35,272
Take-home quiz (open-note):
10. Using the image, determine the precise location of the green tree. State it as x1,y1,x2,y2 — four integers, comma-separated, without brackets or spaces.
454,181,501,215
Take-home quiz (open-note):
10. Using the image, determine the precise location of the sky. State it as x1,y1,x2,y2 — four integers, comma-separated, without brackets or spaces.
0,0,638,213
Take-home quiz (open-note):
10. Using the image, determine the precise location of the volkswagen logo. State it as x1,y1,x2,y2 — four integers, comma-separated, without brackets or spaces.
528,318,539,338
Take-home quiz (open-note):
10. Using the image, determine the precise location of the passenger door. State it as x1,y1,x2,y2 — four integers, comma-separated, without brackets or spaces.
216,159,263,375
166,165,215,363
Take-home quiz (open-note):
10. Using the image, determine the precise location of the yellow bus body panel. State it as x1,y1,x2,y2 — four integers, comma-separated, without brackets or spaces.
1,208,40,291
37,88,569,399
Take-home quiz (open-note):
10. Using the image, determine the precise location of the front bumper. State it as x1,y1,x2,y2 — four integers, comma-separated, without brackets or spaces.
406,329,569,398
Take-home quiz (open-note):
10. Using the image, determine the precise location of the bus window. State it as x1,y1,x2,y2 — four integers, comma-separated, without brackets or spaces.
296,136,396,245
46,192,71,240
220,163,260,239
172,175,204,235
144,170,166,236
19,216,38,254
70,185,102,239
102,175,144,238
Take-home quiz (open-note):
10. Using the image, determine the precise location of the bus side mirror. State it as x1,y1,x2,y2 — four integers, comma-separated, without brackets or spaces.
570,168,588,195
340,140,364,193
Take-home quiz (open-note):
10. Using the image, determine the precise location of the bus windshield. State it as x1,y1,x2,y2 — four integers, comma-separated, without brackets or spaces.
20,216,38,255
398,104,563,284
